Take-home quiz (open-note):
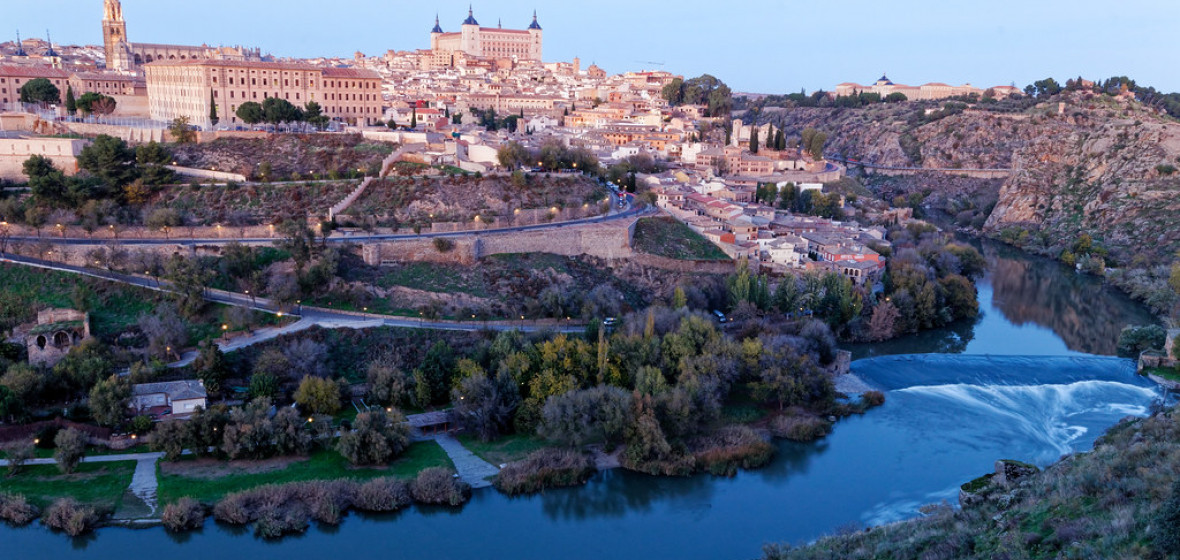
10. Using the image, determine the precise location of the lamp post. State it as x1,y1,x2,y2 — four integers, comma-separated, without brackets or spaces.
221,324,229,341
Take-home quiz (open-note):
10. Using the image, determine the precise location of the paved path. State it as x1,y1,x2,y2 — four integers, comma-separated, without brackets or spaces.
431,434,499,489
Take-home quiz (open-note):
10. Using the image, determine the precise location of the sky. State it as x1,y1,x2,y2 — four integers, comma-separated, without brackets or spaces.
8,0,1180,94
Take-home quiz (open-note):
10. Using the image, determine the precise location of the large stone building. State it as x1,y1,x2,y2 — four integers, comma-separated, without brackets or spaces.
0,136,89,181
834,74,1020,102
102,0,262,71
145,59,383,128
24,309,92,368
0,64,69,105
430,8,543,62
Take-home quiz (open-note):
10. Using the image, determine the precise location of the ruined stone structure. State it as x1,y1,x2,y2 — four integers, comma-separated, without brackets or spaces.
25,309,92,367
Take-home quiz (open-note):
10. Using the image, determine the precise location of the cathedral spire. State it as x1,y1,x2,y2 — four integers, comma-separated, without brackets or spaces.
528,10,542,30
45,29,58,57
432,14,443,34
463,5,479,26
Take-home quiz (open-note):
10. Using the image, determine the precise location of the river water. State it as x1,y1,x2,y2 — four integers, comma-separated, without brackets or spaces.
1,241,1165,559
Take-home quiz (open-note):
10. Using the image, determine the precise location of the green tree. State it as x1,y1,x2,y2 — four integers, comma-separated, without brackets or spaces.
293,376,342,415
149,420,188,461
209,90,219,126
168,117,196,144
192,340,228,393
19,78,60,104
303,101,329,130
236,102,264,125
135,141,175,185
0,385,23,423
413,341,455,407
262,97,303,124
65,85,77,115
337,410,411,466
88,375,130,427
451,370,520,442
77,92,117,115
78,134,138,189
23,155,69,206
410,107,417,129
749,127,759,154
661,78,685,105
53,428,87,474
4,439,33,475
247,371,279,401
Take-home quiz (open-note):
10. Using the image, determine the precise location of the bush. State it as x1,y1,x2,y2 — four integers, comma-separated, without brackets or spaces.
337,410,411,466
161,497,205,532
690,425,775,476
410,467,471,506
214,482,347,538
862,391,886,408
493,448,596,495
433,238,455,253
4,441,34,476
42,498,101,537
770,413,832,442
352,478,411,512
1117,325,1167,357
53,428,87,474
0,493,39,526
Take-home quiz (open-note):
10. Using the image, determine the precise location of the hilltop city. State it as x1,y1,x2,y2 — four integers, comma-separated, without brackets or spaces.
2,2,1180,559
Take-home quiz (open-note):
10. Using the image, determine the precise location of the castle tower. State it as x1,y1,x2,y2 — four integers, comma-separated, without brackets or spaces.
102,0,133,71
527,11,543,61
13,30,27,57
460,5,480,57
430,14,443,50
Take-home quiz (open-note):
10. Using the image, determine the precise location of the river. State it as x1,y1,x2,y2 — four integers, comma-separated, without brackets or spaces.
1,241,1165,559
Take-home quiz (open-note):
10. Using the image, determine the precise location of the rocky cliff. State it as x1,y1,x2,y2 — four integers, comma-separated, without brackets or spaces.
756,91,1180,263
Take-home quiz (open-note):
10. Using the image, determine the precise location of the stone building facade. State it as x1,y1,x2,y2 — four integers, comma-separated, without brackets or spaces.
0,65,69,106
430,8,543,62
25,309,92,368
145,60,383,128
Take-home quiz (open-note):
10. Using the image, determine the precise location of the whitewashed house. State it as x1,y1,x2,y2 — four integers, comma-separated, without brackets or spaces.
131,380,208,418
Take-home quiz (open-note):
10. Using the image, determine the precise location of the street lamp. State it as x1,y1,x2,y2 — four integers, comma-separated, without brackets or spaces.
221,324,229,340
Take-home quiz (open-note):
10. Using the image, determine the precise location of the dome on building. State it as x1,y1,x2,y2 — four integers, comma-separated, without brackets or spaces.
876,74,893,85
463,6,479,26
528,11,542,30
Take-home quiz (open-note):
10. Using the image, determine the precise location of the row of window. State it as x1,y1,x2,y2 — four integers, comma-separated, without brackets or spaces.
214,90,377,102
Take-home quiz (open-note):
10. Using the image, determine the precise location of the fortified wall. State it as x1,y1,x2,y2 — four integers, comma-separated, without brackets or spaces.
362,219,636,266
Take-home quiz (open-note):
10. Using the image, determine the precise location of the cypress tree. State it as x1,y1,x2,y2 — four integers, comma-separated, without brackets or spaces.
749,126,759,154
65,85,76,116
410,107,417,129
209,90,219,126
775,129,786,150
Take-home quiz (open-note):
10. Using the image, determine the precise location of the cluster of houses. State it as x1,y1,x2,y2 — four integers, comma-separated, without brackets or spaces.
649,174,892,285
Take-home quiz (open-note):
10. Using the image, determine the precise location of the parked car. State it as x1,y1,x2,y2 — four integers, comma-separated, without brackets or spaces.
712,310,728,324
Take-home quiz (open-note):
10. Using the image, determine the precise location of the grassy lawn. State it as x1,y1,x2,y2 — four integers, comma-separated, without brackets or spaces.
632,217,731,261
0,461,136,509
375,262,488,297
456,433,553,466
1143,366,1180,383
157,442,453,505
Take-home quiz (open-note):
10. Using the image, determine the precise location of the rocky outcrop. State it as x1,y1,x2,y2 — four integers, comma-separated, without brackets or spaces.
959,459,1040,508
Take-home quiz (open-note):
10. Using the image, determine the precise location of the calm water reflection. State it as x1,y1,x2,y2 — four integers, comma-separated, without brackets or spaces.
850,240,1157,359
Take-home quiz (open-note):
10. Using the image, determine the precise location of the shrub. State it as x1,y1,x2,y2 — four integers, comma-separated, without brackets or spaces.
352,478,411,512
770,413,832,442
410,468,471,506
0,493,39,526
690,425,775,476
337,410,410,466
493,448,596,495
161,497,205,532
53,428,87,474
433,238,455,253
130,415,154,435
4,441,34,476
42,498,101,537
1117,325,1167,357
862,391,886,408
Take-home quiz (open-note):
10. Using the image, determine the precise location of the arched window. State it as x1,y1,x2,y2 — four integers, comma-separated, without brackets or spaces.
35,335,47,350
53,332,70,347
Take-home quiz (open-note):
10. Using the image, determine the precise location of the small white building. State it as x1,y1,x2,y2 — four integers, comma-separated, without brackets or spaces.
131,380,208,418
764,235,806,267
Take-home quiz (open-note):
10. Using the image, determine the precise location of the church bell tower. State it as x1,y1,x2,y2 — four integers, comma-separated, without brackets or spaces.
103,0,133,71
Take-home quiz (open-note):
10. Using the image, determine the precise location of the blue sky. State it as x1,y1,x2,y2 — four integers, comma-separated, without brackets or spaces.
9,0,1180,93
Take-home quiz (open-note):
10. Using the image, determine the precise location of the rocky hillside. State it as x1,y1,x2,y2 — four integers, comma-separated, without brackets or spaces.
757,92,1180,266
